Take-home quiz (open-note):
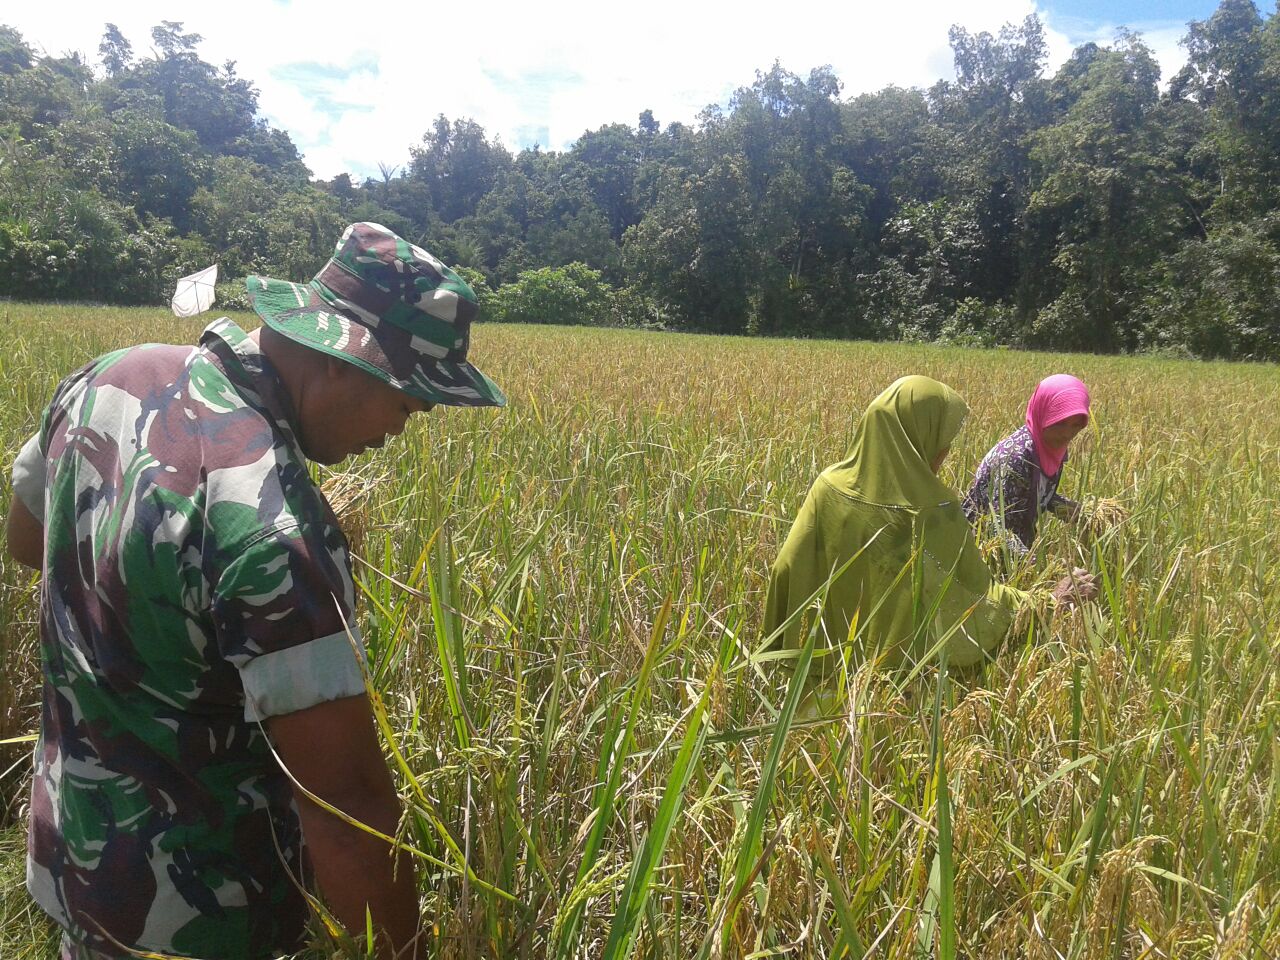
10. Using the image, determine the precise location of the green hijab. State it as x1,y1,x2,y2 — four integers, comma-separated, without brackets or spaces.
763,376,1029,678
824,374,968,509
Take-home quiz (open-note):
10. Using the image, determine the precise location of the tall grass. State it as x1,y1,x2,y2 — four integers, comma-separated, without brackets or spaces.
2,303,1279,957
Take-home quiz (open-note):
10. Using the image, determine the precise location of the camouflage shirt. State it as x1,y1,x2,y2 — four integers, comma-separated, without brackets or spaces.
10,318,367,959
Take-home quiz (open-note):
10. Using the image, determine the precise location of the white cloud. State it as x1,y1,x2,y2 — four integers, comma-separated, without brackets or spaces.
1037,15,1195,86
5,0,1199,180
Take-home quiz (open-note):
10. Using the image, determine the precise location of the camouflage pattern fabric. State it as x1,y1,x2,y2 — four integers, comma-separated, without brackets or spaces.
11,318,368,960
60,931,123,960
247,221,506,408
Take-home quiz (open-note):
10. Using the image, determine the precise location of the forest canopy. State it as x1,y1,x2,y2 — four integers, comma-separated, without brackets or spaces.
2,2,1279,359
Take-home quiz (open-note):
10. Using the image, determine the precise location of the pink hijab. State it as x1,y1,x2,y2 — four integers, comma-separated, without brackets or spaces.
1025,374,1090,477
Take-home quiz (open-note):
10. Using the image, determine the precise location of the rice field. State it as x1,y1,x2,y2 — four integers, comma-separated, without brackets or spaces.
2,302,1279,958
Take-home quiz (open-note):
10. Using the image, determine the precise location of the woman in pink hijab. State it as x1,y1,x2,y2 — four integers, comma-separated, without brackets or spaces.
963,375,1091,558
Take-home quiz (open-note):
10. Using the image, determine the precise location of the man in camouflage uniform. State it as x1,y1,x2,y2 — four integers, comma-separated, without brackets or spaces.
6,223,506,959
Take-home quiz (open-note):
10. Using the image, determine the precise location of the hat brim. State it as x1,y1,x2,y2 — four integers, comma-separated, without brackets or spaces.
246,275,506,408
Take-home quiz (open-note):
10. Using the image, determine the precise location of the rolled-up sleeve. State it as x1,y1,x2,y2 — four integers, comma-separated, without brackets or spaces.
12,432,47,522
212,521,367,722
239,630,366,721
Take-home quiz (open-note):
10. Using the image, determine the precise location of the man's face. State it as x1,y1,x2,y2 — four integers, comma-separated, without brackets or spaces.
298,359,433,465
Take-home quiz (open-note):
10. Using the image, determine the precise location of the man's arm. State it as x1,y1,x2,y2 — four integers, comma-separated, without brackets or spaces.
267,694,419,958
6,495,43,570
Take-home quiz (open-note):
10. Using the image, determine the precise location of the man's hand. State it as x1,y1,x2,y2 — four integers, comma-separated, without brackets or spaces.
267,694,419,959
5,495,43,569
1051,567,1098,607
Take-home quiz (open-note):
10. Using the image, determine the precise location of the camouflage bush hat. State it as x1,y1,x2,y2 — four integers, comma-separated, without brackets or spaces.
246,222,505,407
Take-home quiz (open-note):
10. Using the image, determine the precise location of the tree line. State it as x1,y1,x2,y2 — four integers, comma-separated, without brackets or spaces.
2,2,1278,359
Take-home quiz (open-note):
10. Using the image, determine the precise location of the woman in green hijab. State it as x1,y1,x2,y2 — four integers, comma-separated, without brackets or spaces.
763,376,1088,683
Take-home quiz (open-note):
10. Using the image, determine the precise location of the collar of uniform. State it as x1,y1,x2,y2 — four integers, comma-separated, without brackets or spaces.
199,317,307,460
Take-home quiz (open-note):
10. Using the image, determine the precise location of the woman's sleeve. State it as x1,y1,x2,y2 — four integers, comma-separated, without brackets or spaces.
986,578,1032,614
924,542,1039,668
990,453,1038,551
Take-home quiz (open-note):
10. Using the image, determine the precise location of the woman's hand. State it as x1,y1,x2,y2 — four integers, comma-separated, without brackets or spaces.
1053,499,1083,523
1051,567,1098,607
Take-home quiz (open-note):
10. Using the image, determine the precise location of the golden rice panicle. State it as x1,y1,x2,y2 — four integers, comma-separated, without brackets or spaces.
1086,836,1169,958
988,906,1067,960
1213,883,1260,960
1080,495,1130,538
320,464,387,557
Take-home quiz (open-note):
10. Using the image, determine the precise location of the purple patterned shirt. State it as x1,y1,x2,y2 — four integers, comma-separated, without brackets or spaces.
963,425,1077,555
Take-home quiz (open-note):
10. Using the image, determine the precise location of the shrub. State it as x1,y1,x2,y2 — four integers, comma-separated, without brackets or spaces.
1028,289,1091,351
611,284,671,329
487,262,618,327
212,279,253,312
453,266,492,314
935,298,1014,348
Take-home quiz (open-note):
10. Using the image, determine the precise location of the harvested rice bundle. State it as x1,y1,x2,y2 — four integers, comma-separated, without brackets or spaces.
320,464,387,557
1079,495,1129,538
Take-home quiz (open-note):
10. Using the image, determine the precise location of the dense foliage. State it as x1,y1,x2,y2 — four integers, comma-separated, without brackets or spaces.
2,3,1279,358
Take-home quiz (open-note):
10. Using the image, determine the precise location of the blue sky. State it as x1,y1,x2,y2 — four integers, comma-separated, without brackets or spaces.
1050,0,1216,19
1044,0,1220,45
5,0,1236,180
